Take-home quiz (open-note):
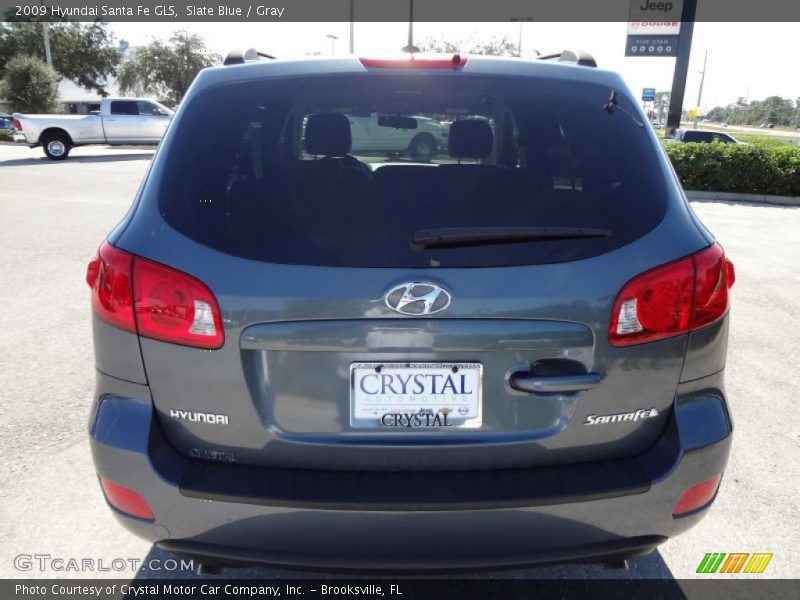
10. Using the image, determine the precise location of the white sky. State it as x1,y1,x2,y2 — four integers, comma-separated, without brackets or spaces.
107,21,800,110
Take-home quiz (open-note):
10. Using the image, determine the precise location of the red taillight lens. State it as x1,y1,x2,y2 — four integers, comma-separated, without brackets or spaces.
692,244,730,329
87,243,224,349
87,242,135,333
359,56,467,69
13,118,22,131
133,256,224,349
609,243,733,347
672,474,722,516
99,477,154,521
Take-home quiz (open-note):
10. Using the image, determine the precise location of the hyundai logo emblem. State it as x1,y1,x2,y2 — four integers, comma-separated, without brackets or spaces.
384,282,452,316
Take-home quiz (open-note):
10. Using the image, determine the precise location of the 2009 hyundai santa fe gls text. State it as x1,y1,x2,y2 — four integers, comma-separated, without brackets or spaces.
86,50,735,572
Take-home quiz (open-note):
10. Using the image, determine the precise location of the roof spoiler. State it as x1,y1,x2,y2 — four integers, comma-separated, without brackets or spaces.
223,48,276,66
538,50,596,68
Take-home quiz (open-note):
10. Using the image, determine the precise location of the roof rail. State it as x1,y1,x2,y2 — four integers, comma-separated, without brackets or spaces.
223,48,276,66
538,50,596,68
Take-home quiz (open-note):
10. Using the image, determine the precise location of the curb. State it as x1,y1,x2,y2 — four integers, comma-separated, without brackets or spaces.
685,190,800,207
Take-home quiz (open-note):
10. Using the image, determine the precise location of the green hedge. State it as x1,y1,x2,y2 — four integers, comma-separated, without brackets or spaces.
664,141,800,197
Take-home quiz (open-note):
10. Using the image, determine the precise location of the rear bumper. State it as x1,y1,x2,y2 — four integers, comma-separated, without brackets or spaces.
158,535,666,573
89,369,731,571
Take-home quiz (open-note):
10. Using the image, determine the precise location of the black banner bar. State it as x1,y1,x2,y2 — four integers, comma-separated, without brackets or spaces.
3,579,800,600
2,0,800,23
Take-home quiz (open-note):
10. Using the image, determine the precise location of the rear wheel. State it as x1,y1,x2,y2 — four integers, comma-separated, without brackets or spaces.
42,133,71,160
408,133,437,162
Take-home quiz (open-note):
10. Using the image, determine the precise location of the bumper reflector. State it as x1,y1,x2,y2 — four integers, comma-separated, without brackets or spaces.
100,477,154,521
672,474,722,517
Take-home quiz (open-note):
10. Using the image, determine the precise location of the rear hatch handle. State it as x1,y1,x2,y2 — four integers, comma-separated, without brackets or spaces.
509,372,602,394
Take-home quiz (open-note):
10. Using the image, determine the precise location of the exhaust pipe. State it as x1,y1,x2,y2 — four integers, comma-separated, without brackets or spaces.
603,559,629,570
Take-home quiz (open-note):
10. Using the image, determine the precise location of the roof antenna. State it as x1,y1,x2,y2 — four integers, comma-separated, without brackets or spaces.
603,89,645,128
401,0,420,54
604,90,618,113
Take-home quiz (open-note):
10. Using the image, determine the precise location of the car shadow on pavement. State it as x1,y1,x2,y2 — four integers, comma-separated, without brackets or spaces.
134,544,677,580
0,153,154,167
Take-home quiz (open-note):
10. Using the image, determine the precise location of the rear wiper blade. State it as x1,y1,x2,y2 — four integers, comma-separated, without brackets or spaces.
411,226,610,250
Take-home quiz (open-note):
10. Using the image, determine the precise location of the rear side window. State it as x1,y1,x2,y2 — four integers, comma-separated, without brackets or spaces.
110,101,139,115
153,73,670,268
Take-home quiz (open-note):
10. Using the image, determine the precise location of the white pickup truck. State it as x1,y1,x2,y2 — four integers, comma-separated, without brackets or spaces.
13,98,173,160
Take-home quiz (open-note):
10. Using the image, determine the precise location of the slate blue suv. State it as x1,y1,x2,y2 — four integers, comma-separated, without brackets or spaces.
87,51,734,572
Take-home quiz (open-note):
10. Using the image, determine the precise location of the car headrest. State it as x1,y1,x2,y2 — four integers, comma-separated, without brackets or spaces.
305,113,352,156
448,119,493,159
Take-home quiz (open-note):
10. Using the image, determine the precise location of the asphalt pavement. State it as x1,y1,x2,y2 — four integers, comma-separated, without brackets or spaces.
0,144,797,581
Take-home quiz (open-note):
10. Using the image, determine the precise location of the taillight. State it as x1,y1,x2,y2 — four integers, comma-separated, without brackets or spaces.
13,118,22,131
672,474,722,516
99,477,154,521
133,256,224,349
609,243,733,347
87,242,135,333
359,56,467,69
86,243,224,349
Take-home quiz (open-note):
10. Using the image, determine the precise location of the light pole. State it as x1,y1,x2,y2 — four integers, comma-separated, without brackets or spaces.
349,0,354,54
401,0,419,54
326,34,339,55
42,22,53,69
510,18,533,57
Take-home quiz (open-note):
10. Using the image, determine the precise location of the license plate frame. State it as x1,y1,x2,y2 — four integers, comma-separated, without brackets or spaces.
349,362,483,430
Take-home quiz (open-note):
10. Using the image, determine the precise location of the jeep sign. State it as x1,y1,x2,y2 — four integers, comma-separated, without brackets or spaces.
626,0,682,57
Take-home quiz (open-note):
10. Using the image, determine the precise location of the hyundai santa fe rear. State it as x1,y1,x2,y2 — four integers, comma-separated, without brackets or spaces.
87,53,734,571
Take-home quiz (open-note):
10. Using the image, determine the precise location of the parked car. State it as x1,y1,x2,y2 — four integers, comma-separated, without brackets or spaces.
87,52,734,573
348,114,449,160
12,98,173,160
0,114,15,130
674,129,740,144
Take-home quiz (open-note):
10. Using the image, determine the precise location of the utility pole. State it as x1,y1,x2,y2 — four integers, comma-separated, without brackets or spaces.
349,0,354,54
666,0,697,138
693,49,707,129
42,22,53,69
795,97,800,129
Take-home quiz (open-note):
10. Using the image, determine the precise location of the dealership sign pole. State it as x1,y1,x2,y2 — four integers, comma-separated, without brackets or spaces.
625,0,696,137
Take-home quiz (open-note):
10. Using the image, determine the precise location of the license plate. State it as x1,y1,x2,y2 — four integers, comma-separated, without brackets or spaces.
350,362,482,429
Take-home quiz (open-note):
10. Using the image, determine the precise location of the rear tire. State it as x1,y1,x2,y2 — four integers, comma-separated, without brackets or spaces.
408,133,437,162
42,134,71,160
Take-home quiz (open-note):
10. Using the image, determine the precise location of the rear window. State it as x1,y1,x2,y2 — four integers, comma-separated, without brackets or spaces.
155,73,669,268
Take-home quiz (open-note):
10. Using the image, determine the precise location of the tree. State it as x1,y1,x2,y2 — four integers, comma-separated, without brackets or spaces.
0,55,60,113
705,95,797,127
418,34,524,57
0,21,119,95
117,31,221,106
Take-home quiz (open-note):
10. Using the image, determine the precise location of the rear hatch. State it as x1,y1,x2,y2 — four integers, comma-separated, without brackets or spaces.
123,64,707,470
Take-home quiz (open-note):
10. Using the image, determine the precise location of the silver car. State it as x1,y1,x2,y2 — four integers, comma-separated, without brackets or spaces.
87,52,735,572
